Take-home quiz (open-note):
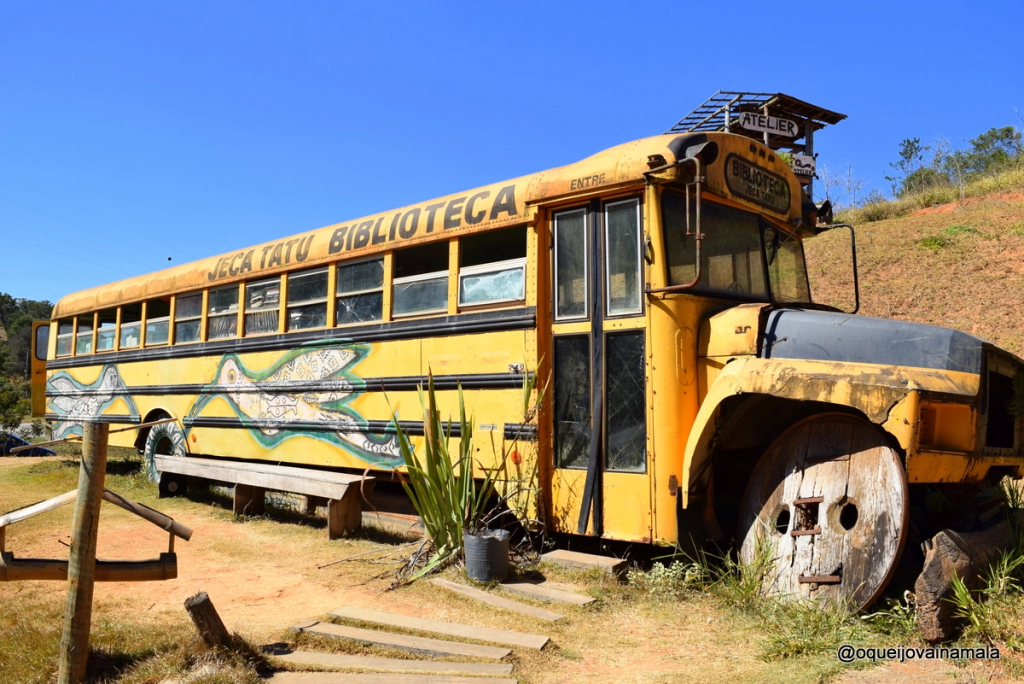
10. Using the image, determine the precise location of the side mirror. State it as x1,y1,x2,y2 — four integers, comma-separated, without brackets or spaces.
815,200,834,225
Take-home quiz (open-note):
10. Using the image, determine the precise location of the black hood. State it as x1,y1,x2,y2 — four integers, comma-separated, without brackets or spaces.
761,309,984,374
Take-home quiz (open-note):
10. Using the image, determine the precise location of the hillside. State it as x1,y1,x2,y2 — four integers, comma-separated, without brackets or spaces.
805,193,1024,358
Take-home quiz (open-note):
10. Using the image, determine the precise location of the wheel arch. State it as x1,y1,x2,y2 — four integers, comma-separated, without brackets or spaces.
681,357,916,515
134,406,181,451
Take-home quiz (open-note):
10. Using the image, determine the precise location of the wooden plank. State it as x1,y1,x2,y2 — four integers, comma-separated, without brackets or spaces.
266,672,516,684
500,582,595,606
154,454,367,499
429,578,564,622
330,607,548,650
0,490,77,527
101,489,193,540
0,551,177,582
294,621,510,659
267,649,513,675
540,549,626,576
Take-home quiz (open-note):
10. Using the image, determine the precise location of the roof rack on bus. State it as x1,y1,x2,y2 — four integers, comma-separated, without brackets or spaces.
667,91,847,197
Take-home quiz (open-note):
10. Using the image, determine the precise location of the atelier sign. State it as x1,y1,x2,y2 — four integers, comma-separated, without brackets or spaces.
791,153,816,177
737,111,798,138
725,155,791,213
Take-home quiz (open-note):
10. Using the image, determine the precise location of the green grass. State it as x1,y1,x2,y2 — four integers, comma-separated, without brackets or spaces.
917,234,952,250
943,224,979,237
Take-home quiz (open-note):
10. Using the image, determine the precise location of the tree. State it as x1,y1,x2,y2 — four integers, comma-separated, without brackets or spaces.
885,138,930,197
0,379,28,434
962,126,1022,177
842,163,866,209
0,292,53,380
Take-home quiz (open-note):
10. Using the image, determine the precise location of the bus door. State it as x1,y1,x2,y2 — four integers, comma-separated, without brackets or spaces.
548,197,652,541
30,321,50,417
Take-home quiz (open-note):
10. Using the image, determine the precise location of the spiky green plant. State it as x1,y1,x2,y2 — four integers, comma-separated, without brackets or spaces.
389,367,545,583
390,375,492,580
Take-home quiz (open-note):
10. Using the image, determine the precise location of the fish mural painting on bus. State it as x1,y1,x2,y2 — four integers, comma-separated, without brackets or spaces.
47,365,139,439
183,340,403,464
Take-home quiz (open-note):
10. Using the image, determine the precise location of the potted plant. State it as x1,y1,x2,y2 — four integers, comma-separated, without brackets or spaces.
389,369,544,584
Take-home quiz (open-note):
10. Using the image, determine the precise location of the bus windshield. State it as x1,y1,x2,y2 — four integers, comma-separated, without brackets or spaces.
661,192,811,304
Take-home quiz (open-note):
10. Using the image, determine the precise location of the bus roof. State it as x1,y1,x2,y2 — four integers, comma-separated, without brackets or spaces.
52,132,796,319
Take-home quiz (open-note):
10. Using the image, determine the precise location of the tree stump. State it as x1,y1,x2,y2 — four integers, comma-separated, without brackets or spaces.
184,591,232,648
915,513,1022,642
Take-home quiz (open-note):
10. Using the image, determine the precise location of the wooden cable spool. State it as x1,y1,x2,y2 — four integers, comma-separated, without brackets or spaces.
736,413,908,611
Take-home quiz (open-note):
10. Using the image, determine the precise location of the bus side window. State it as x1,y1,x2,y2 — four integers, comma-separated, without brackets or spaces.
75,314,94,355
458,226,526,308
120,303,142,349
175,292,203,343
56,319,74,357
336,259,383,325
208,286,239,339
146,298,171,346
392,243,448,317
97,309,117,351
245,278,281,335
288,267,329,330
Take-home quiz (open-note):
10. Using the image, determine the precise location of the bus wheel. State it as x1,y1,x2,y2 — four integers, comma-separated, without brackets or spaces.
736,413,908,611
144,419,187,488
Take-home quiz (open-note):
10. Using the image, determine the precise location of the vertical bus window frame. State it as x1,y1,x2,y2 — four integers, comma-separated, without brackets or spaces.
120,302,143,349
56,318,74,357
35,323,50,361
96,309,118,352
207,285,240,340
603,197,643,317
74,313,95,355
392,242,450,319
553,334,592,469
145,298,171,347
174,291,204,344
553,207,589,321
287,266,329,331
603,330,647,473
336,257,385,326
245,277,282,336
457,226,528,309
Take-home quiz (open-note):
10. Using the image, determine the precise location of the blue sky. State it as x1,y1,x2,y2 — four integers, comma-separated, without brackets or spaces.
1,1,1021,303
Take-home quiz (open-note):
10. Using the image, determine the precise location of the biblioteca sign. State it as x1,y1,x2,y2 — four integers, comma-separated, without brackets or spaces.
737,111,799,137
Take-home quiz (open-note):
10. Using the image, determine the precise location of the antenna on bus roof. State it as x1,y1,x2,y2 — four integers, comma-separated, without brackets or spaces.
667,91,846,198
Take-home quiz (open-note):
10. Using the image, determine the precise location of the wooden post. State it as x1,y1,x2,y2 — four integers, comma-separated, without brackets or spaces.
57,422,108,684
304,495,325,515
233,484,265,516
327,487,362,540
184,591,232,648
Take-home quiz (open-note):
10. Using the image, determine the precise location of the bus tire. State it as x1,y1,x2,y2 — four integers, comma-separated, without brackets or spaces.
736,412,908,611
144,419,187,486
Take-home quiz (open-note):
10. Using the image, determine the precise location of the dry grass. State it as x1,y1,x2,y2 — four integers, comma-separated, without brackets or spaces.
1,453,880,684
838,167,1024,225
806,194,1024,357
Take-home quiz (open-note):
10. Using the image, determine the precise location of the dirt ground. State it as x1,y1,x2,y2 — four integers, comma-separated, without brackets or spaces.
1,455,1018,683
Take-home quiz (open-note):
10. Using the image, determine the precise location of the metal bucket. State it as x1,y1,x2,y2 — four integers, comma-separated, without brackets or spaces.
463,529,510,582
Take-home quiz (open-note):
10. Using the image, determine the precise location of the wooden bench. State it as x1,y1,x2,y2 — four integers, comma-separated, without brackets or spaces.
153,455,374,539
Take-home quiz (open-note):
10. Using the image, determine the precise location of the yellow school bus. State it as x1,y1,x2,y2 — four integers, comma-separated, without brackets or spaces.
33,131,1024,608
